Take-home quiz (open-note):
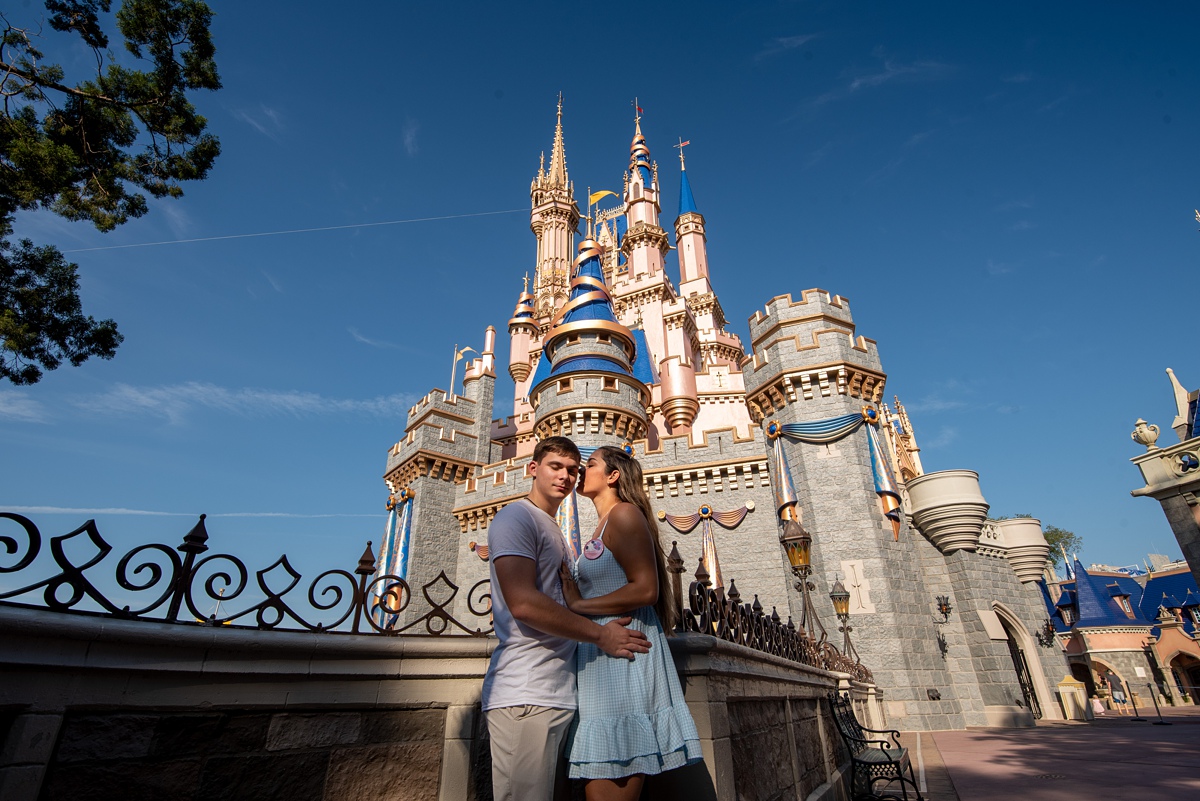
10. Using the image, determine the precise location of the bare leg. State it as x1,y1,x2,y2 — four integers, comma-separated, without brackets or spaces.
584,774,646,801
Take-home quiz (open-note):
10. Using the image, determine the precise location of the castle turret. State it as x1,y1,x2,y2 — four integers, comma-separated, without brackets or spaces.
531,237,649,450
621,116,669,281
530,96,580,323
675,149,711,294
508,278,537,384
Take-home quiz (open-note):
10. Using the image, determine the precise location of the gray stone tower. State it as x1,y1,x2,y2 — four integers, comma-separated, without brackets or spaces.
741,291,974,729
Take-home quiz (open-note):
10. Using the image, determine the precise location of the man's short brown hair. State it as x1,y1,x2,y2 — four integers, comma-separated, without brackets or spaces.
532,435,580,464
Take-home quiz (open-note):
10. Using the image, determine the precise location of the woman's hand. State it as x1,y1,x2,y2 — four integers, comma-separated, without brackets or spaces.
559,561,583,612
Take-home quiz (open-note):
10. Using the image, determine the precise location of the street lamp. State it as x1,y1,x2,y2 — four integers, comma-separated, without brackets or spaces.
779,519,826,643
829,578,859,662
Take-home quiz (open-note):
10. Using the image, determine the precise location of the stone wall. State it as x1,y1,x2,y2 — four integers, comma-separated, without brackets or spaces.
39,707,445,801
0,606,866,801
944,549,1068,724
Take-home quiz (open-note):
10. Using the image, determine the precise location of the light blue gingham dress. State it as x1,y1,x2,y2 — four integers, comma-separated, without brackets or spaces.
566,534,703,779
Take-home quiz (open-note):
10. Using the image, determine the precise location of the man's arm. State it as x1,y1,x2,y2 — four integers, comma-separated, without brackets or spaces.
493,555,650,658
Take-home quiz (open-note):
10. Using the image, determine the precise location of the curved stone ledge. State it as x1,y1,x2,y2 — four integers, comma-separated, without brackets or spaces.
995,518,1051,583
907,469,990,554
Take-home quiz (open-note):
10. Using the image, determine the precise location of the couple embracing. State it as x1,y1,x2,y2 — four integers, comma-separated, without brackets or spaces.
482,436,703,801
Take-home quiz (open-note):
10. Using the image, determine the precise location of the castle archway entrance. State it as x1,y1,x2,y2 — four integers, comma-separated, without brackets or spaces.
993,602,1059,720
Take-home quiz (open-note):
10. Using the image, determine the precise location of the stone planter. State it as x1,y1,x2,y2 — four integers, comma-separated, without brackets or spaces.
996,518,1051,583
906,470,989,554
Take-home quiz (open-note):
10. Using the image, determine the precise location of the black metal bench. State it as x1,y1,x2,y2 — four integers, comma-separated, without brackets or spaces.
827,692,925,801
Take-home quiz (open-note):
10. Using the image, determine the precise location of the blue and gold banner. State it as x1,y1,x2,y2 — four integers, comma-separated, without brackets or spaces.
865,423,903,540
557,488,583,563
374,488,414,628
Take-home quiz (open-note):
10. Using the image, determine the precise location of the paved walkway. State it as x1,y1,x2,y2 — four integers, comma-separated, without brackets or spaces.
896,705,1200,800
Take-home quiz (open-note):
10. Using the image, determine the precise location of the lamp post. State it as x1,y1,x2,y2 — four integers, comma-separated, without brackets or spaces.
829,578,859,662
779,519,826,643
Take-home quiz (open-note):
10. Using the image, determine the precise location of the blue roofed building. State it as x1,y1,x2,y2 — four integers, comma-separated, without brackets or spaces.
1043,557,1200,708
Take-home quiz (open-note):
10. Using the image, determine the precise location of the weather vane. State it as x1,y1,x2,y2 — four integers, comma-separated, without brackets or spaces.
674,137,690,169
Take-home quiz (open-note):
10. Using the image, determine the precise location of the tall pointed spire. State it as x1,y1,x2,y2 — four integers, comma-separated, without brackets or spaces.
529,95,580,326
547,92,568,188
679,167,698,217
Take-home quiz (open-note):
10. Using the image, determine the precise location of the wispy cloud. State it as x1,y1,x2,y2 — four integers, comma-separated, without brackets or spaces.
756,33,820,61
262,270,284,293
1009,220,1037,231
985,259,1016,276
349,328,407,350
403,118,419,156
233,104,285,140
1003,71,1034,83
922,426,959,449
903,397,970,413
904,130,936,148
5,505,376,518
0,390,48,423
810,53,954,107
1040,94,1069,112
73,382,417,424
996,198,1034,212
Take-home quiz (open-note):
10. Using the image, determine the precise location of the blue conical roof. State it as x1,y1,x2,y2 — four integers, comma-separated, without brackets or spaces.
630,327,659,385
679,168,698,216
560,243,617,324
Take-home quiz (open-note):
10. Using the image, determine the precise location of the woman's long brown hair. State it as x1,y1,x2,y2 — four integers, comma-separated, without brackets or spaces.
593,446,675,634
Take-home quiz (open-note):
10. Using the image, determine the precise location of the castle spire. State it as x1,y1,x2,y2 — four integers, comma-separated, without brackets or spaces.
675,146,710,289
621,106,666,281
547,92,568,188
529,95,580,325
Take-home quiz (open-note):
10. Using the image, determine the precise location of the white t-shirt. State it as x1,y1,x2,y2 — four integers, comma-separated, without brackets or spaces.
481,498,577,711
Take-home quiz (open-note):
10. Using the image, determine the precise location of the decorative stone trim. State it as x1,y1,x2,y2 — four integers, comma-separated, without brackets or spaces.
745,365,886,421
644,459,770,499
453,492,526,533
384,451,476,489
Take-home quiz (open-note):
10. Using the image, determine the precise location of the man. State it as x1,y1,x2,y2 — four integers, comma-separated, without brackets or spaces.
482,436,651,801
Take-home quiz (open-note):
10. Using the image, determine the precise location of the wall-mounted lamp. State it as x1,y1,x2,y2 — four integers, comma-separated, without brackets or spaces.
1035,618,1057,648
935,595,953,623
829,578,858,662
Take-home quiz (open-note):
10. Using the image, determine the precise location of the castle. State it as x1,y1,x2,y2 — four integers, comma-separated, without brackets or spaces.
381,100,1068,731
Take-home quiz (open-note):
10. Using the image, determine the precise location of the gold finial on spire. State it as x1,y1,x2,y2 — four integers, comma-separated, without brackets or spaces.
674,137,690,170
632,97,642,124
523,272,529,293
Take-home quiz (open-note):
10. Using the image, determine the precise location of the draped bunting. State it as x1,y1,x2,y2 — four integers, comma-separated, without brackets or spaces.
658,503,754,591
374,490,414,628
767,407,904,539
778,412,866,444
659,503,753,534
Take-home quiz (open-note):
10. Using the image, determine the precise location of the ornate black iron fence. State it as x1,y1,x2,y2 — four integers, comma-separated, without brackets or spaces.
668,542,874,683
1,512,873,681
0,512,492,636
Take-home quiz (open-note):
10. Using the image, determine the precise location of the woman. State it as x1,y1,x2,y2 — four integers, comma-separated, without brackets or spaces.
559,445,703,800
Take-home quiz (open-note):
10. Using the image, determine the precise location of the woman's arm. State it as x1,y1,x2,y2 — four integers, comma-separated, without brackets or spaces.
562,503,659,616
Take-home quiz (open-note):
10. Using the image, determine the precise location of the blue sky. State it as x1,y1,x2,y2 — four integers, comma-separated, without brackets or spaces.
2,2,1197,584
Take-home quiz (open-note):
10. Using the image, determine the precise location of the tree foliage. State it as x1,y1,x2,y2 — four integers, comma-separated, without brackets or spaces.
0,0,220,383
993,513,1082,568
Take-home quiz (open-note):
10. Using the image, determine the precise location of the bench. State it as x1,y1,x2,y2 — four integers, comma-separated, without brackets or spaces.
827,692,925,801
